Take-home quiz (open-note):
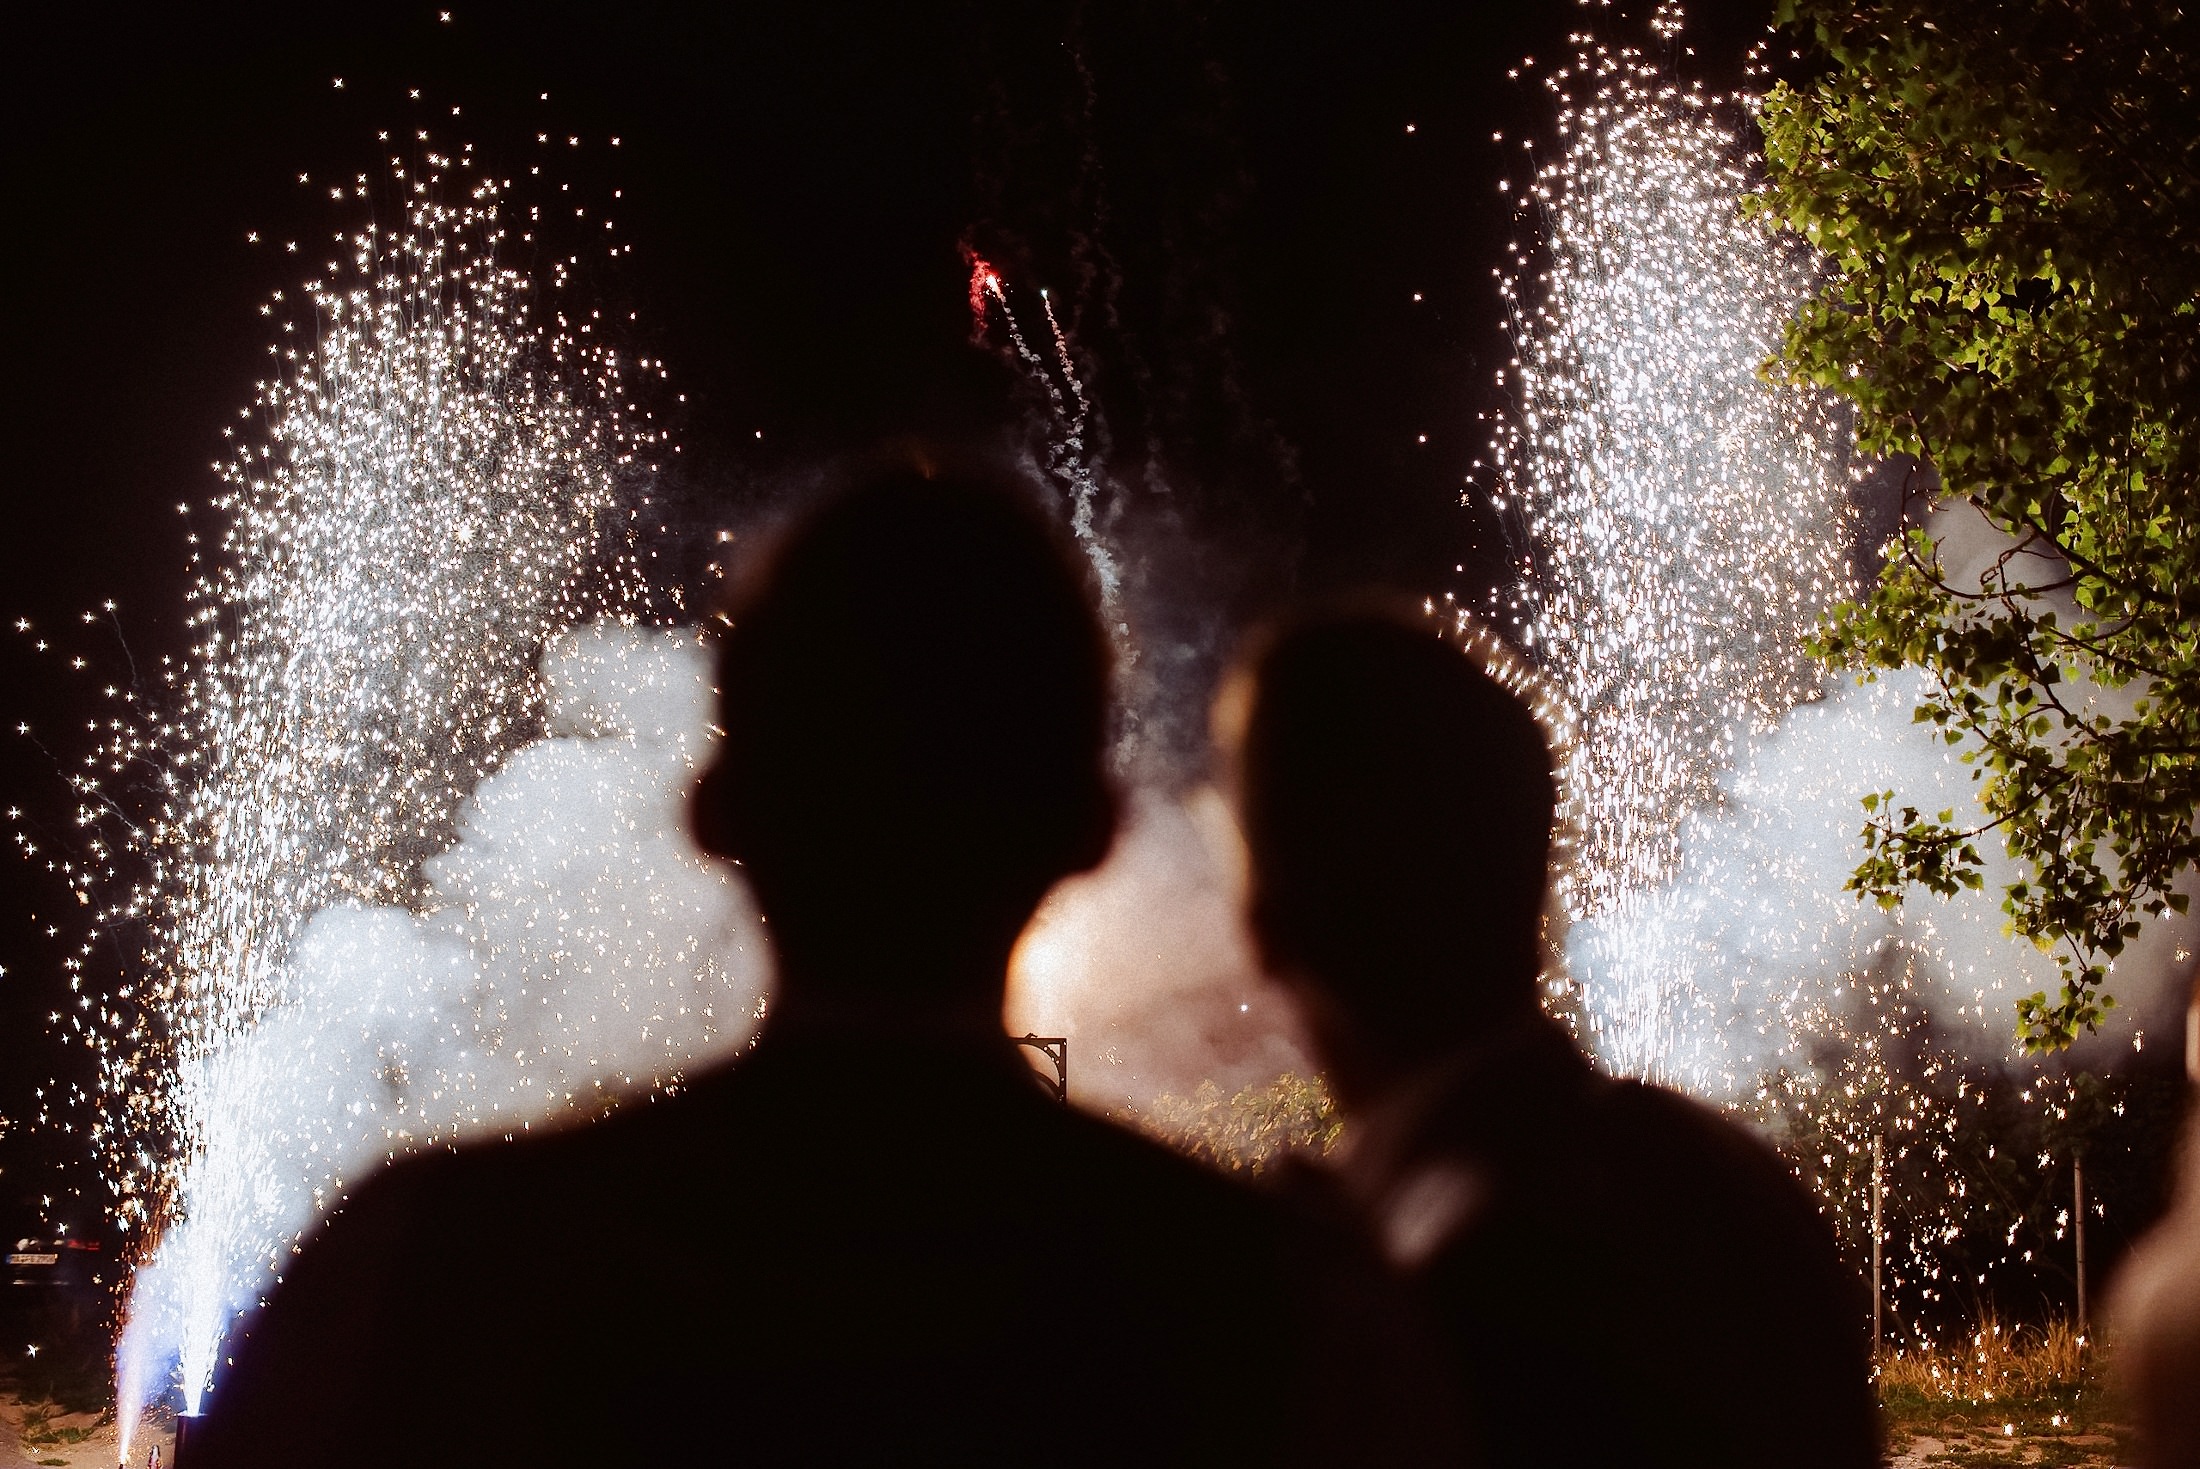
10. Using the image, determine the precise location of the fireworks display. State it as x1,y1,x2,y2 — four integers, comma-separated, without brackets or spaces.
11,139,771,1449
4,14,2188,1452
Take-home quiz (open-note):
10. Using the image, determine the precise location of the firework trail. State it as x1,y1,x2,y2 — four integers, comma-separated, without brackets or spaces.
966,255,1124,619
85,148,768,1442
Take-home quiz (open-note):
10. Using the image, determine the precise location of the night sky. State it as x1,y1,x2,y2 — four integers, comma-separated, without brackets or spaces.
0,1,1773,1232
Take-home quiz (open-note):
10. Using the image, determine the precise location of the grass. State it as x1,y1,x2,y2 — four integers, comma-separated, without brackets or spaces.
1880,1315,2091,1404
1876,1314,2136,1465
1133,1073,1339,1174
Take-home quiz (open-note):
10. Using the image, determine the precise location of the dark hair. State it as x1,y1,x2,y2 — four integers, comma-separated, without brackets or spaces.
1233,604,1559,1050
702,462,1114,921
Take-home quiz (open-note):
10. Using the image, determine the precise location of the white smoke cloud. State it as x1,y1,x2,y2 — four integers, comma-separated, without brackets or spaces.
121,625,769,1415
1570,662,2194,1098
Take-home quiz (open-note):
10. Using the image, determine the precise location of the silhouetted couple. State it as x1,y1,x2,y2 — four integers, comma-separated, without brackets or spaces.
193,464,1875,1467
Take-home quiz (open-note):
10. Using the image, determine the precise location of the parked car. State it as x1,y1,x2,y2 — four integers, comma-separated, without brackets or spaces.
5,1229,109,1342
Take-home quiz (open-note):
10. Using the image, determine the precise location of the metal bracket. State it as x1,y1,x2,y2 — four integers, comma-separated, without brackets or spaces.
1014,1034,1069,1103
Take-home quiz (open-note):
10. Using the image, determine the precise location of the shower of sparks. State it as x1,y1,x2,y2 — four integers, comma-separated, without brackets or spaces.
3,135,768,1451
1486,17,1857,1078
165,171,652,1069
129,146,648,1419
1483,11,2162,1345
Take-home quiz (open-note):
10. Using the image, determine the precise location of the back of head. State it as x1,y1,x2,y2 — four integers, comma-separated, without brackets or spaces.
1231,606,1559,1061
698,461,1115,991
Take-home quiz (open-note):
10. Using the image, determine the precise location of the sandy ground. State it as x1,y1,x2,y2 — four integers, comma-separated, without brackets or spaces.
0,1394,173,1469
1887,1430,2132,1467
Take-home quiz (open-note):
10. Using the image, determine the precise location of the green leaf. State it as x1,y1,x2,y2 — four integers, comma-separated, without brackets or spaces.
1766,0,2200,1049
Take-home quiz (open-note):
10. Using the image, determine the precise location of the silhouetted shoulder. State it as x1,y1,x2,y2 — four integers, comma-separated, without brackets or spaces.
197,1035,1429,1468
1574,1078,1877,1468
1403,1051,1876,1469
184,1140,495,1469
1594,1079,1835,1230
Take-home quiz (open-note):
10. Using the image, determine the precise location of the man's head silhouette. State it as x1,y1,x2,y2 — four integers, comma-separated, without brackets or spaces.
1224,605,1560,1099
693,461,1117,1022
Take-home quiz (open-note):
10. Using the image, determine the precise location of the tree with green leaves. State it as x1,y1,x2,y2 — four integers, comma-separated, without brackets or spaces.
1753,0,2200,1048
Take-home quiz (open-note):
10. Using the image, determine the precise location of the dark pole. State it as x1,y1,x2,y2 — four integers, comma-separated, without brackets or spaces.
2073,1148,2088,1334
1870,1135,1884,1354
